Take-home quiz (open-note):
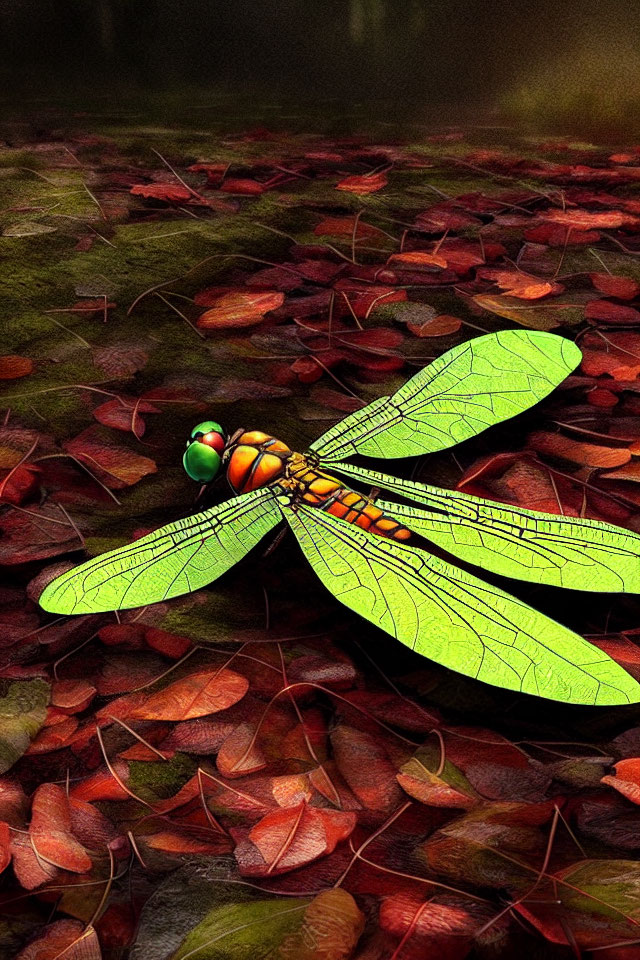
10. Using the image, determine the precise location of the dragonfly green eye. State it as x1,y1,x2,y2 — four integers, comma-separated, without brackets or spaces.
183,421,226,482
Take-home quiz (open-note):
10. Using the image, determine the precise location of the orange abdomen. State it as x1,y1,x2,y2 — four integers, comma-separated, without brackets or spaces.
299,472,411,542
227,431,291,494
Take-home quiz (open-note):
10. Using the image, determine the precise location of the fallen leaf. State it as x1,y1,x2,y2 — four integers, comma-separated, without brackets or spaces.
527,430,631,468
16,920,101,960
336,171,388,194
0,679,49,774
198,291,285,329
602,758,640,804
590,272,640,300
236,800,356,876
0,356,34,379
130,668,248,721
64,426,157,489
29,783,92,873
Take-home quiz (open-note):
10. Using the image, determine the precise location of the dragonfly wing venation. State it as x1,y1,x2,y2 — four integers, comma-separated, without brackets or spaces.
39,488,283,615
332,463,640,593
282,501,640,705
311,330,581,463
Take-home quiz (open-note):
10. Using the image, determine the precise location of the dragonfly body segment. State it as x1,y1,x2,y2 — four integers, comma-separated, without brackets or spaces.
39,329,640,705
280,453,411,541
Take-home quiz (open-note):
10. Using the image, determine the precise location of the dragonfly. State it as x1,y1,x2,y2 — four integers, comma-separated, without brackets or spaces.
40,329,640,706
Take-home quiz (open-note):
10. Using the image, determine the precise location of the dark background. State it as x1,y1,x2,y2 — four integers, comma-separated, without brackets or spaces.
1,0,639,130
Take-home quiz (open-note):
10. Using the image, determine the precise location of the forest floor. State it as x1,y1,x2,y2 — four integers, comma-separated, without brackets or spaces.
2,103,640,959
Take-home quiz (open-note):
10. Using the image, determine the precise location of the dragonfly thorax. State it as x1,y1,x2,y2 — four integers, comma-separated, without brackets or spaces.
226,431,293,494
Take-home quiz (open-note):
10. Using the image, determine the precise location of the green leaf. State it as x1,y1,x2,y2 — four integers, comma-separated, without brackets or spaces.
0,679,50,774
172,899,310,960
131,858,311,960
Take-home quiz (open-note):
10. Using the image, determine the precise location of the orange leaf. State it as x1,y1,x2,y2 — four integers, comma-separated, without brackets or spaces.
543,208,640,229
217,722,267,778
479,267,562,300
130,668,248,721
408,314,462,337
29,783,92,873
601,758,640,804
336,171,388,194
0,356,33,380
198,291,285,328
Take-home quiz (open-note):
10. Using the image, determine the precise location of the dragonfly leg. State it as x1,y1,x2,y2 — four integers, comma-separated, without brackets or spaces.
262,525,288,558
368,486,381,503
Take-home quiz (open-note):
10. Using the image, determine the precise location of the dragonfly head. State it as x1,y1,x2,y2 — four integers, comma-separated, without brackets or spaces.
183,420,226,483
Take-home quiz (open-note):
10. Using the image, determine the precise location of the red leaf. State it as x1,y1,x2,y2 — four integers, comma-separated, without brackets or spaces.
380,892,491,960
69,764,131,803
130,668,248,721
50,679,96,714
585,300,640,325
336,171,388,194
92,398,160,435
0,464,40,506
143,626,193,659
590,273,640,300
235,800,356,876
198,291,285,329
543,208,640,229
29,783,92,873
15,920,101,960
0,821,10,874
64,426,157,489
188,162,228,186
331,726,404,812
524,223,601,245
0,356,33,380
220,177,269,194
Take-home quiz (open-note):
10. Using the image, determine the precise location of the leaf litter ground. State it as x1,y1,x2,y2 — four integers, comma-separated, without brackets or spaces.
3,107,640,958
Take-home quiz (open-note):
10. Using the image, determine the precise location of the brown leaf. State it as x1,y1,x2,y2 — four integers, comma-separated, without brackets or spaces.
198,291,285,328
16,920,101,960
527,430,631,468
278,889,364,960
130,668,248,721
64,426,157,489
0,356,34,380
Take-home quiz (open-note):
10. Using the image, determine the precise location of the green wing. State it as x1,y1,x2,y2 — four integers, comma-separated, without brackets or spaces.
311,330,581,463
281,501,640,705
331,463,640,593
39,488,282,615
